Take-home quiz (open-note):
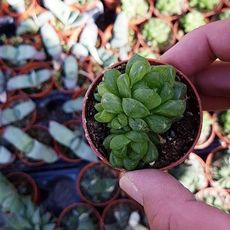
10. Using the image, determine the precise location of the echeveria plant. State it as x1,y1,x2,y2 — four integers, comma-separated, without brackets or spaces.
169,154,207,193
155,0,185,16
189,0,220,11
217,109,230,139
3,126,58,163
180,11,206,33
0,146,15,165
94,54,187,170
141,18,173,51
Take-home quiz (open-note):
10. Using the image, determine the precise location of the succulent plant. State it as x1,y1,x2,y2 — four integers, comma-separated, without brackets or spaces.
3,126,58,163
0,70,7,95
62,97,83,113
48,121,98,162
0,146,15,165
218,9,230,20
79,164,119,204
121,0,149,21
211,148,230,189
189,0,220,11
141,18,173,51
217,109,230,137
94,54,187,170
155,0,185,16
169,154,207,193
6,0,26,13
97,48,118,67
180,10,206,33
0,173,56,230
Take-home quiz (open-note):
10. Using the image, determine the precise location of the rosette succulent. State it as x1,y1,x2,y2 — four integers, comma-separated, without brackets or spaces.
217,109,230,139
155,0,185,16
94,54,187,170
218,9,230,20
189,0,220,12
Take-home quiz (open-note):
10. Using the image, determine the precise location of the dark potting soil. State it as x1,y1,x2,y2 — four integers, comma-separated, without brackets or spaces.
86,63,201,169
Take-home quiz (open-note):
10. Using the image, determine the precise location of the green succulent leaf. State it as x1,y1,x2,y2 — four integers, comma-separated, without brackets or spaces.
126,131,149,142
103,134,116,150
97,82,110,96
102,93,123,114
133,88,162,110
95,103,104,112
145,115,172,133
148,133,160,145
160,82,174,103
104,69,120,95
117,113,128,126
127,151,142,161
110,152,123,168
173,81,187,99
153,100,186,117
143,141,159,164
125,54,147,74
130,141,148,158
94,110,115,123
129,118,149,131
111,117,123,129
94,93,101,102
112,146,127,158
123,157,139,170
110,134,131,150
132,81,149,90
110,129,126,134
129,60,151,86
117,73,131,98
122,98,150,118
144,71,163,90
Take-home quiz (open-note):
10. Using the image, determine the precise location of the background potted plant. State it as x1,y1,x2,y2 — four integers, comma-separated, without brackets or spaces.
0,145,16,169
83,54,202,171
77,162,120,206
206,146,230,192
57,202,102,230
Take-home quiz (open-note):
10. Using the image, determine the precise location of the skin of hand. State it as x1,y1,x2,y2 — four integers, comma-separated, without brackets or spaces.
120,19,230,230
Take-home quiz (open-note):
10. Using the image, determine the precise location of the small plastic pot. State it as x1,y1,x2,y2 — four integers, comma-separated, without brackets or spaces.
102,199,148,229
57,202,103,229
54,119,83,163
77,162,120,206
82,59,202,171
213,112,230,145
206,146,230,192
7,171,40,203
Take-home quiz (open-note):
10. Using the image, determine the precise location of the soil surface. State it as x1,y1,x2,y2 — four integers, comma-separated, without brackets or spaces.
86,63,200,169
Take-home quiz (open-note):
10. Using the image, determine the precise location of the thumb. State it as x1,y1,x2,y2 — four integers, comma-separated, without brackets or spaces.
119,170,230,230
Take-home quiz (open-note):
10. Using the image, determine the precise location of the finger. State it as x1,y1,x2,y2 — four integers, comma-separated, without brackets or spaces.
120,170,230,230
160,19,230,76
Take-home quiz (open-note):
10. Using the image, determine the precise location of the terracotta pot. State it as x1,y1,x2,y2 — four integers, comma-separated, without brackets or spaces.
102,199,148,229
153,0,189,21
82,59,202,172
2,0,36,19
57,202,103,229
0,94,37,130
195,112,215,150
54,119,83,163
103,0,120,11
206,146,230,192
77,162,120,206
213,112,230,145
7,171,40,203
15,62,54,99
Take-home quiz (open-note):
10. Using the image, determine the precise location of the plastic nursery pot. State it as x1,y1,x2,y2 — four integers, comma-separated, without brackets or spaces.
213,111,230,145
153,0,189,21
102,199,148,229
57,202,103,230
82,58,202,171
195,187,230,213
77,162,120,207
16,124,53,167
54,119,83,163
2,0,36,19
206,146,230,192
16,62,54,99
195,111,215,150
6,172,40,203
0,94,37,130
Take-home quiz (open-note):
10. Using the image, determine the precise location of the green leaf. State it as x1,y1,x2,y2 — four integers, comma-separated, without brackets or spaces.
110,152,123,168
127,151,142,161
103,134,116,150
153,100,186,117
117,113,128,127
160,82,174,103
144,71,163,90
97,82,110,96
143,142,159,164
123,157,139,170
122,98,150,118
148,133,160,145
117,73,131,98
130,141,148,158
101,93,122,114
94,93,101,102
126,131,149,142
129,118,149,131
145,115,172,133
125,54,147,74
94,110,115,123
132,81,149,91
173,81,187,99
110,129,126,134
133,88,162,110
129,61,151,86
95,103,104,112
104,69,121,95
110,134,131,150
112,146,127,158
111,117,123,129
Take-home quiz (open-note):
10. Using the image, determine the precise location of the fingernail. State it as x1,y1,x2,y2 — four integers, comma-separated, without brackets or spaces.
119,173,143,205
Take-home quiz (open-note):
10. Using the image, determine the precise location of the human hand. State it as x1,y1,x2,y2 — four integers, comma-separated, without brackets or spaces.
119,20,230,230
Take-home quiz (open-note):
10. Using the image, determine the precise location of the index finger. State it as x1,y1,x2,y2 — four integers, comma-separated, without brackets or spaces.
161,19,230,76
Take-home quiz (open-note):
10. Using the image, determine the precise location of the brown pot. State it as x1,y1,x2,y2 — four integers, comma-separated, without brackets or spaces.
82,58,202,171
77,162,120,206
7,171,40,203
57,202,103,229
206,146,230,192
